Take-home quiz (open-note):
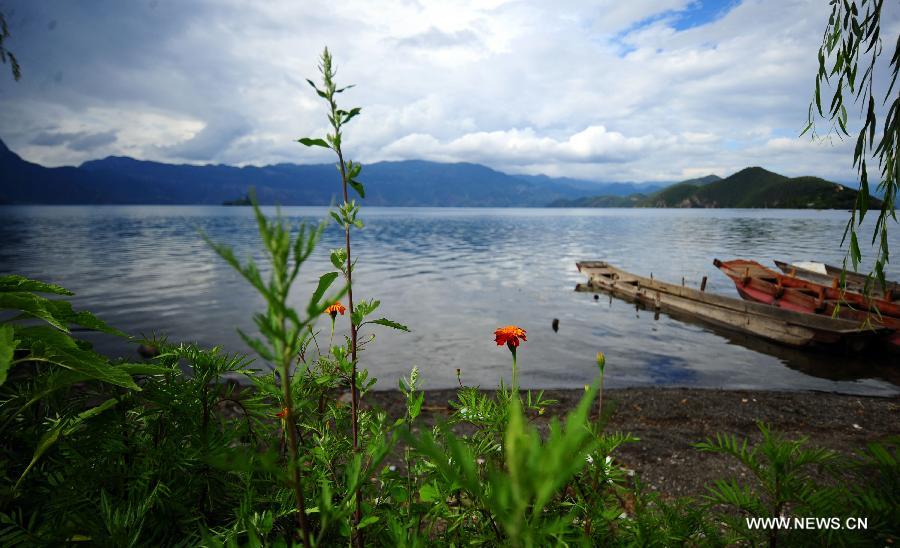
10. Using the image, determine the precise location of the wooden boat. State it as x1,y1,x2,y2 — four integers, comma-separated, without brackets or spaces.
715,258,900,348
717,259,900,318
774,259,900,300
576,261,886,351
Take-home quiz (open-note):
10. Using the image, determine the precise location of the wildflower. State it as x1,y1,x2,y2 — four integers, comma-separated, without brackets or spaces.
276,407,289,419
495,325,526,391
325,302,346,343
325,302,346,319
494,325,526,350
596,351,605,372
586,454,594,465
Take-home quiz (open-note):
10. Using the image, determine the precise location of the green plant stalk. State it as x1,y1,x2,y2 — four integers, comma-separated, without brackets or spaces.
278,311,312,547
336,133,364,547
320,50,364,543
511,349,518,393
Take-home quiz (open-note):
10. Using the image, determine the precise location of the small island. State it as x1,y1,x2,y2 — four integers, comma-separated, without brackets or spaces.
222,193,252,206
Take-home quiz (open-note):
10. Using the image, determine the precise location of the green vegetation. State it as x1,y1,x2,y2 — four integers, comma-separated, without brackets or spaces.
805,0,899,289
1,50,897,546
551,168,880,209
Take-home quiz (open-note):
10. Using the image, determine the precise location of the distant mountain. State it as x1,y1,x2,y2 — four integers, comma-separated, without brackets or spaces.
551,168,879,209
548,194,650,208
513,174,664,196
0,139,611,206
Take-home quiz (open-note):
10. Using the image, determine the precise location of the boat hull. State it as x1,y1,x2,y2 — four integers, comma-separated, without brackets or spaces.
577,261,886,351
716,259,900,349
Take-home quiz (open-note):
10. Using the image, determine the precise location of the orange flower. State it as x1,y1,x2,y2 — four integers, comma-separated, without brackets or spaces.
325,302,346,318
494,325,526,348
275,407,289,419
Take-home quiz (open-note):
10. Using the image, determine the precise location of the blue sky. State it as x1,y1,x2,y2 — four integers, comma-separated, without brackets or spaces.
0,0,897,184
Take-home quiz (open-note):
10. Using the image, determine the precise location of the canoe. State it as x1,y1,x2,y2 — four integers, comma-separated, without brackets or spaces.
715,259,900,348
774,259,900,300
717,259,900,318
576,261,886,351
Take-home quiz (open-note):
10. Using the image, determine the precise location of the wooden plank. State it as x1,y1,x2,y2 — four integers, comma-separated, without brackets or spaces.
576,261,886,350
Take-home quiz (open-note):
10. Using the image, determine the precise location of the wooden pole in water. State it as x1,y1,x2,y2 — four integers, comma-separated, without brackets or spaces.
700,276,708,292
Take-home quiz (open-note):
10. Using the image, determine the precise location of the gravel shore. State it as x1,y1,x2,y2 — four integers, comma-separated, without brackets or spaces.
365,387,900,498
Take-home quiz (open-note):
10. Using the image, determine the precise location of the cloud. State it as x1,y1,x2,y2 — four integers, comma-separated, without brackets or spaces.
382,126,659,165
30,129,117,151
0,0,896,184
68,130,117,151
161,116,252,161
395,27,481,49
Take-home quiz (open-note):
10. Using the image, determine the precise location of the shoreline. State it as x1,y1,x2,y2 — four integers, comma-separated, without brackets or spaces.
365,387,900,498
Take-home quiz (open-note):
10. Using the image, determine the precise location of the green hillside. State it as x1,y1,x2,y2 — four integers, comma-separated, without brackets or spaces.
669,167,873,208
554,167,879,209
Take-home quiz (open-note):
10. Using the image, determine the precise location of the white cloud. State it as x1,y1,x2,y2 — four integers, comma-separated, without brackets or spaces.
0,0,896,183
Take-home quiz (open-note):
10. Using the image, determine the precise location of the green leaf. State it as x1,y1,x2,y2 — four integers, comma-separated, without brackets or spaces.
370,318,410,332
0,324,18,386
410,392,424,420
348,179,365,199
419,483,440,503
65,309,128,338
351,299,380,327
116,363,174,376
343,107,362,124
0,275,73,296
799,120,813,137
357,515,379,529
309,272,339,315
0,292,69,332
15,424,62,491
16,326,140,390
330,248,347,271
850,230,862,267
297,137,331,149
15,398,118,490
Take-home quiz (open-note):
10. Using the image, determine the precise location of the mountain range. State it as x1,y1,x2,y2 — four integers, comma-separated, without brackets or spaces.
0,139,658,207
550,169,879,209
0,139,877,208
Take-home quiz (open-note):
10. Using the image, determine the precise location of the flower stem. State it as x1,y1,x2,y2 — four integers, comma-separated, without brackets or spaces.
279,321,311,547
511,349,518,394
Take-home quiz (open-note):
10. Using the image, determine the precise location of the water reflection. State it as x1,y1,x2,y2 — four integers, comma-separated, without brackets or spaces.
0,205,897,396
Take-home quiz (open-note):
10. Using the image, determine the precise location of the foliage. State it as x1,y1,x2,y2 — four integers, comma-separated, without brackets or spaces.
804,0,899,290
0,11,20,82
696,424,899,546
1,48,897,547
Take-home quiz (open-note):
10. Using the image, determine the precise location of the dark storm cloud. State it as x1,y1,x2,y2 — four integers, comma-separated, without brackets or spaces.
68,130,117,151
30,130,79,146
30,129,117,150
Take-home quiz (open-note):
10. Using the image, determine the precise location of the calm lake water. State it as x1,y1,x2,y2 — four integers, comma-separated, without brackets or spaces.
2,206,898,396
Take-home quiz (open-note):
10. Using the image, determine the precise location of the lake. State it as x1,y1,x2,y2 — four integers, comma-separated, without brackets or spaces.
1,205,898,396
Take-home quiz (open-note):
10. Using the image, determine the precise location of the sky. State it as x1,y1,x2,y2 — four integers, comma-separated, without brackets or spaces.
0,0,898,184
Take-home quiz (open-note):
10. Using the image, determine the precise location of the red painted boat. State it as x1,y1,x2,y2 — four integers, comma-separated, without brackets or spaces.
774,260,900,300
714,258,900,349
